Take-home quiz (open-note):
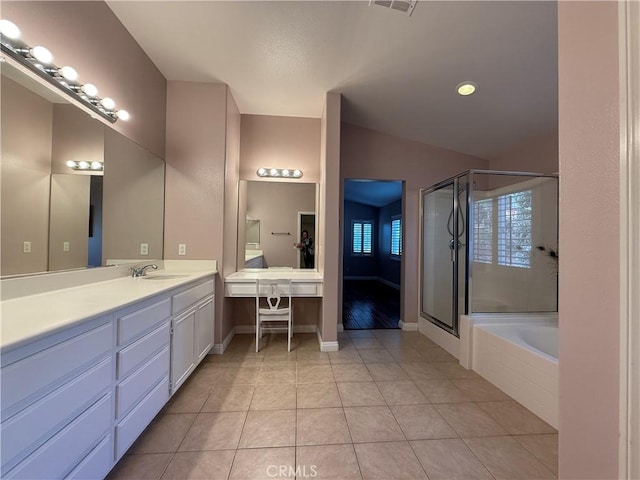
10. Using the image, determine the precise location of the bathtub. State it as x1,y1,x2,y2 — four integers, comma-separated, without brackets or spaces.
459,314,558,428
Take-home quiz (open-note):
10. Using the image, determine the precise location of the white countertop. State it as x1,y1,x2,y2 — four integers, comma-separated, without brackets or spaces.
225,269,323,282
1,269,217,352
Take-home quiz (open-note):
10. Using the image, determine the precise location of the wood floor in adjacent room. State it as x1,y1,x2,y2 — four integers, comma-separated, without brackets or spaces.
342,280,401,330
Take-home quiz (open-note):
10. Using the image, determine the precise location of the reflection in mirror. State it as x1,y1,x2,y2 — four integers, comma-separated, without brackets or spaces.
0,61,165,276
238,181,316,269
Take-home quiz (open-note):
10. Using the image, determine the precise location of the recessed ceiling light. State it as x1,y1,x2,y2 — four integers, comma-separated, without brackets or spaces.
457,82,477,96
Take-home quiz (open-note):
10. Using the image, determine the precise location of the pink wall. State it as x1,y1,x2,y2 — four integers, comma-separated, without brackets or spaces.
239,115,321,182
489,131,558,175
2,1,167,158
558,2,621,478
340,123,488,326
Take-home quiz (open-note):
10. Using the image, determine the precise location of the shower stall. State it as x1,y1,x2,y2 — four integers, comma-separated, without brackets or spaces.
420,170,558,336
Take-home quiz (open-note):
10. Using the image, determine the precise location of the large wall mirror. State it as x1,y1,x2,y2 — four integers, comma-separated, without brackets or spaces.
0,62,165,276
238,180,317,270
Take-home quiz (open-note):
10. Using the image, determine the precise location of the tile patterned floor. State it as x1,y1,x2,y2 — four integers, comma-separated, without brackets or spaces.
107,330,558,480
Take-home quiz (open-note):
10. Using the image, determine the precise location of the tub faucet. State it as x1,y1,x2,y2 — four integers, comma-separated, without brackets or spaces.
131,264,158,277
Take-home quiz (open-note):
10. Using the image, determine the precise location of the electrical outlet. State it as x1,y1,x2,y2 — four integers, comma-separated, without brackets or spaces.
23,241,31,253
140,243,149,255
63,241,70,252
178,243,187,256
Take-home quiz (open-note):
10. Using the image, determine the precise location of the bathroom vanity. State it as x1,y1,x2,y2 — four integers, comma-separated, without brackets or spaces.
0,266,216,479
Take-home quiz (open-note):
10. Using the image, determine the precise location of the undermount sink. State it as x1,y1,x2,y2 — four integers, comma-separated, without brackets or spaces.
142,274,190,280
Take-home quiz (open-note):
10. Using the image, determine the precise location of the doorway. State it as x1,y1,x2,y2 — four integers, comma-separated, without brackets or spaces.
341,179,403,329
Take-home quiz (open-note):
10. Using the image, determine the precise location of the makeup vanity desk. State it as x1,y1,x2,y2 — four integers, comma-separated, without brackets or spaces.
224,269,323,297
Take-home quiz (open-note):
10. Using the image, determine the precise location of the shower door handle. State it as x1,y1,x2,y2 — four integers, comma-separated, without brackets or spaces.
449,239,455,262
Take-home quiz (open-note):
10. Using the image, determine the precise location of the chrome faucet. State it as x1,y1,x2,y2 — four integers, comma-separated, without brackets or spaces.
131,264,158,277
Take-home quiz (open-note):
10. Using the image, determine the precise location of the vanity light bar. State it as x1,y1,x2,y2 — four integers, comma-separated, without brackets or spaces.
66,160,104,171
257,168,303,179
0,19,129,124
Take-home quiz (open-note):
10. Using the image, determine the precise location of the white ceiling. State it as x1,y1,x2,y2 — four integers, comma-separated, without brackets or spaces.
107,1,558,159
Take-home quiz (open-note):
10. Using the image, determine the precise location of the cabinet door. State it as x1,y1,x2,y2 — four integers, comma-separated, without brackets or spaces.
194,297,214,363
170,310,195,393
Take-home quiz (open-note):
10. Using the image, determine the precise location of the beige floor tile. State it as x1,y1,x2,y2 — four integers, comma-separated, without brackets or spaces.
434,403,508,437
338,382,386,407
516,434,559,475
344,406,405,443
217,366,262,385
420,347,457,363
478,401,557,435
164,381,211,414
328,349,363,364
296,408,352,446
262,350,297,364
348,330,376,338
352,337,385,349
130,413,196,454
160,450,235,479
332,363,373,382
464,436,556,479
366,363,410,381
451,378,511,401
257,364,297,384
398,362,445,380
297,383,342,408
249,384,297,410
297,444,362,480
434,362,479,379
386,348,425,363
179,411,246,451
410,438,493,480
390,405,457,440
106,453,173,480
238,409,296,448
183,364,225,390
355,441,428,480
358,349,395,363
201,385,255,412
229,447,296,479
377,381,428,405
296,350,330,364
415,379,472,403
297,364,335,383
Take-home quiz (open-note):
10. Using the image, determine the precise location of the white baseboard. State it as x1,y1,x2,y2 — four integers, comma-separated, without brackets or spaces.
399,320,418,331
377,277,401,291
337,323,344,332
212,327,236,355
316,328,339,352
234,324,318,335
418,317,460,359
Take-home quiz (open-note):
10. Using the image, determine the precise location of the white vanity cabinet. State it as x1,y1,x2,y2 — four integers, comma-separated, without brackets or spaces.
170,279,215,393
0,316,114,479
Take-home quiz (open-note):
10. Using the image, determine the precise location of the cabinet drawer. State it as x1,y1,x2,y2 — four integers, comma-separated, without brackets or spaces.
115,376,169,459
172,280,214,314
65,435,111,480
116,346,169,419
1,357,111,472
293,283,318,296
1,322,113,415
117,297,171,345
117,322,169,380
5,394,111,480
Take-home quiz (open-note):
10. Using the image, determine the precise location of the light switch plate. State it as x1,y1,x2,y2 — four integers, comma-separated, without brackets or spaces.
178,244,186,256
23,241,31,253
140,243,149,255
63,241,70,252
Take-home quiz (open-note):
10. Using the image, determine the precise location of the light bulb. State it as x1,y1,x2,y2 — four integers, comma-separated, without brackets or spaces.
66,160,77,168
282,169,290,177
91,161,102,170
0,19,21,40
116,110,130,121
257,168,267,176
100,97,115,110
59,66,77,81
456,82,477,96
31,46,53,64
270,168,278,176
293,170,302,178
78,161,89,169
81,83,98,97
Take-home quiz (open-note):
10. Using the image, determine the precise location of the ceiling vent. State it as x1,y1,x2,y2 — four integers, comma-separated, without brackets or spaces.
369,0,417,17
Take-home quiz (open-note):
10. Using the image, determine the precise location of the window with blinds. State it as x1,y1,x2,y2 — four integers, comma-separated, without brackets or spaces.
497,190,532,268
391,216,402,257
352,220,373,255
473,199,493,263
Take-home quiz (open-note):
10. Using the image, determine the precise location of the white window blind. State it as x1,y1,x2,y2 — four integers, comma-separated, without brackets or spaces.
353,220,373,255
391,216,402,256
497,190,532,268
473,199,493,264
